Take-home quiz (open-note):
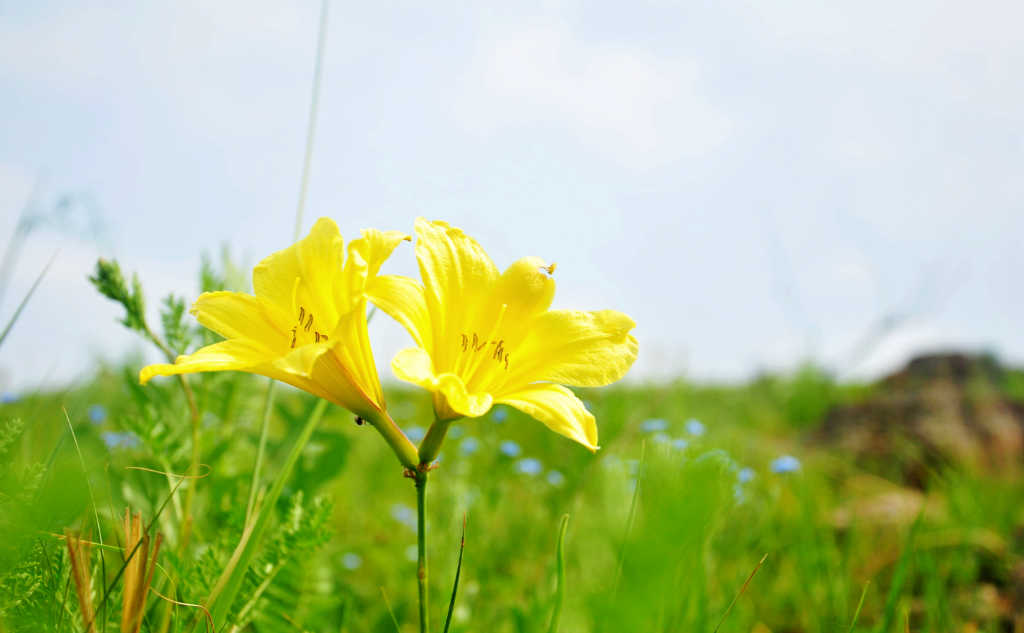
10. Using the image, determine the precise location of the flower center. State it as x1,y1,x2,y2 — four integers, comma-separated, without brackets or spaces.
289,305,330,348
459,331,510,371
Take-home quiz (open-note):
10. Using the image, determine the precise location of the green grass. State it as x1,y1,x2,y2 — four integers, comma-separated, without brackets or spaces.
2,362,1022,633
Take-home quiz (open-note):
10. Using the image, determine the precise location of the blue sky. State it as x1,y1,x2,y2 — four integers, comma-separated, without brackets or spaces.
2,0,1022,391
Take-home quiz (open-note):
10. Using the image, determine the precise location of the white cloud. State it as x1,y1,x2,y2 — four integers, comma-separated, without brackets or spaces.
453,21,731,168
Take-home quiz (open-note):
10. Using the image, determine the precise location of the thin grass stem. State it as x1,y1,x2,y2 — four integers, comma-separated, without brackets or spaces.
246,380,276,523
293,0,330,241
848,581,870,633
0,250,56,349
612,439,646,598
442,514,467,633
546,514,571,633
713,553,768,633
380,587,402,633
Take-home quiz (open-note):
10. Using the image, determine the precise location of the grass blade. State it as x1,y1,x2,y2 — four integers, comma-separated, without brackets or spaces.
847,581,870,633
876,513,922,633
0,250,56,349
714,553,768,633
442,514,467,633
86,465,197,632
62,408,107,632
292,0,330,240
380,587,401,633
245,380,276,523
612,440,645,597
546,514,571,633
205,398,328,630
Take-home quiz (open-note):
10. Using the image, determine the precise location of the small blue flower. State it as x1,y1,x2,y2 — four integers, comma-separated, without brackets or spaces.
390,504,416,529
492,407,508,423
640,418,668,433
0,392,19,404
685,418,705,436
448,425,464,439
517,458,543,475
341,552,362,570
546,470,565,486
499,440,521,458
101,431,140,449
770,455,801,474
405,425,426,443
582,399,594,411
460,437,479,455
671,438,689,451
738,467,755,483
652,432,671,445
88,404,107,424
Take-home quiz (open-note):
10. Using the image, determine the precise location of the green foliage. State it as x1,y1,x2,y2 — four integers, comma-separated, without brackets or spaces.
0,417,23,464
161,293,192,356
2,269,1023,631
200,247,247,294
89,258,148,333
232,492,334,631
783,364,837,429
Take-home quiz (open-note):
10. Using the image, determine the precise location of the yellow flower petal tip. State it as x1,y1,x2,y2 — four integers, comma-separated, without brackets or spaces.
139,218,409,420
369,219,637,451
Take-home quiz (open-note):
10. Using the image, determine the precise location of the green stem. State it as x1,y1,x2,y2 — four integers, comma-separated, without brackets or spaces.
363,408,419,471
415,472,429,633
418,417,453,467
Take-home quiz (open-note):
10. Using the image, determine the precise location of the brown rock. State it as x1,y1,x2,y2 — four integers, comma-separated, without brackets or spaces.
817,352,1024,486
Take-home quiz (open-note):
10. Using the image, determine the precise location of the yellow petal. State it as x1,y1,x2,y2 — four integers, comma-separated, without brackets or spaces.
505,309,638,389
139,339,273,384
391,347,435,387
464,256,557,388
343,229,411,297
497,383,599,451
414,218,499,370
272,340,332,377
252,217,344,322
268,341,380,417
191,291,288,349
435,373,493,419
391,347,492,419
492,256,556,323
326,302,385,407
366,275,432,350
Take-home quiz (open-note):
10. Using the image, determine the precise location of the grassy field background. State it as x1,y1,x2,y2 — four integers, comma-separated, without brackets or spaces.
3,345,1022,632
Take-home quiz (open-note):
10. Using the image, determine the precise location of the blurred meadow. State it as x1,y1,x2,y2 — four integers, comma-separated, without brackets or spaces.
3,1,1024,632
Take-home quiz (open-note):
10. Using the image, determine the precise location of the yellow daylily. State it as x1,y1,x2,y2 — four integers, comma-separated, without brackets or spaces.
140,217,418,468
368,218,638,453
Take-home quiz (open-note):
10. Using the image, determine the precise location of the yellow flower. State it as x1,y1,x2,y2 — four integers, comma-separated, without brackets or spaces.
140,218,418,466
368,218,638,452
